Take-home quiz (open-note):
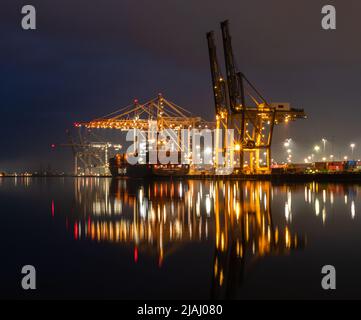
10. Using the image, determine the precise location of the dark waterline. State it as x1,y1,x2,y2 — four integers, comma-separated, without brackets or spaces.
1,177,361,299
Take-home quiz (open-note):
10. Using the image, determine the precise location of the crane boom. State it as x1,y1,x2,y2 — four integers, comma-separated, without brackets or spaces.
220,20,246,142
220,20,245,112
206,31,228,116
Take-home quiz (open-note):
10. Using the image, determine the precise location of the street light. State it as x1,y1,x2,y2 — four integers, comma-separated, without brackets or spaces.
313,146,320,160
283,139,292,162
322,138,327,150
350,143,356,159
284,138,291,148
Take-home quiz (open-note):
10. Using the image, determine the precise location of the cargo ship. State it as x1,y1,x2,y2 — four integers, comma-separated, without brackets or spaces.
109,154,190,178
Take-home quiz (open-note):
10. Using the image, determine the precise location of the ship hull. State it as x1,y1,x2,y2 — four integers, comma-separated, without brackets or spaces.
109,159,189,178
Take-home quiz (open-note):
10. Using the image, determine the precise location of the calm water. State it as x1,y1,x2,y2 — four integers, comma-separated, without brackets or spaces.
1,177,361,299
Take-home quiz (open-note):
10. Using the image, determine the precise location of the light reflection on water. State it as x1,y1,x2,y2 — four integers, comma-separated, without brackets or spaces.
2,177,361,299
61,178,359,298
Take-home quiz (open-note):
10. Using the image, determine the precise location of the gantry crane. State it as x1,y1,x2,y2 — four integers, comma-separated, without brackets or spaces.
207,20,306,174
76,94,210,131
75,94,214,169
57,129,122,175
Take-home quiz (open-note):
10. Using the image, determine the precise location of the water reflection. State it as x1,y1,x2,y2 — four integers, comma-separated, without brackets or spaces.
210,181,303,299
2,175,360,299
62,179,301,297
50,178,361,298
73,179,214,266
285,182,358,222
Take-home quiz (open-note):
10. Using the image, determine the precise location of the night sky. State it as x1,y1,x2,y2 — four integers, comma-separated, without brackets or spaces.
1,0,361,172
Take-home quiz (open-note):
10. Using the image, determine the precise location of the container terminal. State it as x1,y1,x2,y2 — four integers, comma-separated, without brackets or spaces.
49,20,361,182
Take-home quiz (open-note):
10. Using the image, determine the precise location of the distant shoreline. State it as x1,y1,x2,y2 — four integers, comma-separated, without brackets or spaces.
1,172,361,183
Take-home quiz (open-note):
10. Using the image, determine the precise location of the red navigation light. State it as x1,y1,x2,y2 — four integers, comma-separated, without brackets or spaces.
88,216,91,231
134,99,138,104
51,144,56,149
74,221,78,240
51,200,55,217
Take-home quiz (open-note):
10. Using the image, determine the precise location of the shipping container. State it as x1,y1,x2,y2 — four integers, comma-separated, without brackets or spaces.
314,162,327,171
327,161,344,172
345,160,357,171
